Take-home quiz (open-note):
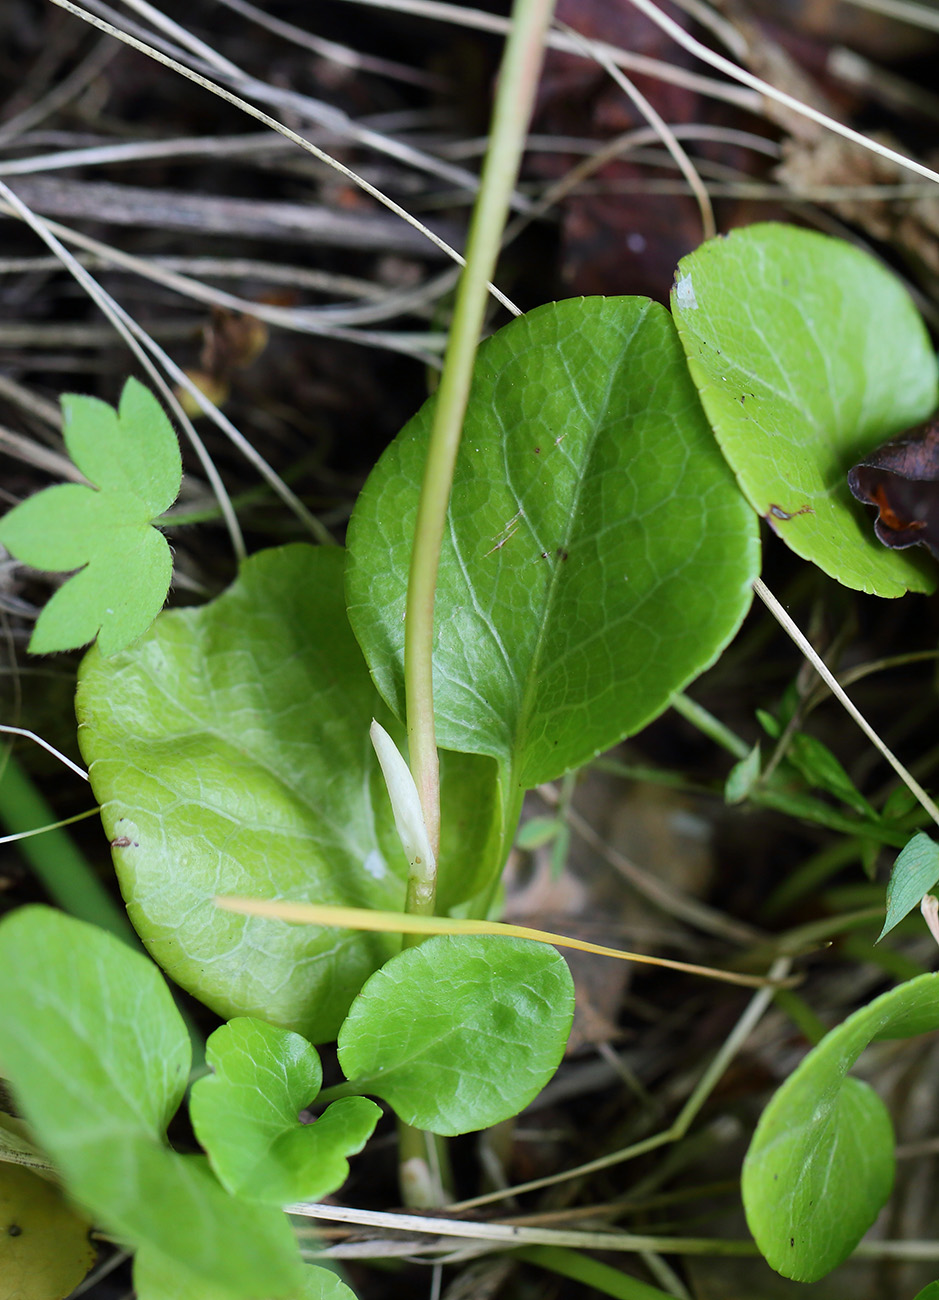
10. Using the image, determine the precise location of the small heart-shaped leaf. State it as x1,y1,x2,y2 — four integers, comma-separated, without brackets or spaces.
191,1018,380,1204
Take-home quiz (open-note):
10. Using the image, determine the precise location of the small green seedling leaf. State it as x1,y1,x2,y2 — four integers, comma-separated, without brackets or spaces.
516,815,561,851
0,906,303,1297
878,832,939,941
913,1285,939,1300
190,1018,380,1205
347,297,760,789
742,970,939,1281
882,784,921,824
724,741,761,804
77,544,507,1042
337,934,574,1135
755,709,781,740
672,223,938,597
0,378,182,655
0,1162,96,1300
134,1252,356,1300
786,732,877,820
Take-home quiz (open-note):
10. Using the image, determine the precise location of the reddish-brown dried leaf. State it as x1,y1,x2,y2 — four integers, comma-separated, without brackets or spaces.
848,419,939,558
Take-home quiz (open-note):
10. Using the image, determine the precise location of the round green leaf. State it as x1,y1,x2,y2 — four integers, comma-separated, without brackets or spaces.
77,545,505,1040
0,1163,95,1300
337,935,574,1135
671,222,938,596
346,297,760,789
191,1018,380,1205
743,971,939,1281
76,545,406,1042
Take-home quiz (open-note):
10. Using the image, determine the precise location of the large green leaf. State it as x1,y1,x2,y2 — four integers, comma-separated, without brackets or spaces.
337,935,574,1135
191,1018,380,1204
346,297,760,790
671,222,938,596
0,378,182,654
742,971,939,1281
77,544,503,1042
0,907,302,1297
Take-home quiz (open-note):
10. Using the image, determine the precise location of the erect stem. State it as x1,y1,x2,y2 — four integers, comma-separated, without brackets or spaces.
403,0,556,899
396,0,556,1210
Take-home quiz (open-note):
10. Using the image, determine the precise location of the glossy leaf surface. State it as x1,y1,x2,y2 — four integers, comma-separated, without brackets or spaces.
338,935,574,1135
672,223,938,596
0,378,181,653
0,907,302,1297
77,545,502,1042
191,1018,380,1204
347,297,760,789
743,971,939,1280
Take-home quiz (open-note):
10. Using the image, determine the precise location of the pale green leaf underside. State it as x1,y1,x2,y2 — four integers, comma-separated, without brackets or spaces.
191,1017,380,1204
346,297,760,790
672,222,938,597
0,907,301,1298
77,544,502,1043
743,971,939,1281
337,935,574,1135
878,832,939,941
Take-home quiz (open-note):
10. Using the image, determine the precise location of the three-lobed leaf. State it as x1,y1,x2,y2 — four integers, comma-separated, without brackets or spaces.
337,935,574,1135
77,544,505,1042
346,296,760,791
0,906,303,1298
0,378,182,654
191,1017,380,1205
743,971,939,1281
672,222,938,597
